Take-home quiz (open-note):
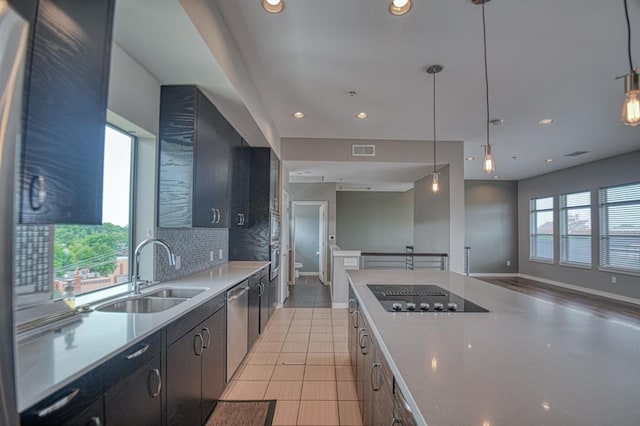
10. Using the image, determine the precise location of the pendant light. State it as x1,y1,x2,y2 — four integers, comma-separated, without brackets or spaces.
474,0,496,174
618,0,640,126
426,65,443,193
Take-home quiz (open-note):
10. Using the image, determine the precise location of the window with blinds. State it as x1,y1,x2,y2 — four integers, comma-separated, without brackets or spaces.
560,191,591,266
530,196,554,262
599,182,640,274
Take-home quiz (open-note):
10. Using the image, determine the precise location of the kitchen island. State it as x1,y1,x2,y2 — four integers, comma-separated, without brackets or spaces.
347,269,640,426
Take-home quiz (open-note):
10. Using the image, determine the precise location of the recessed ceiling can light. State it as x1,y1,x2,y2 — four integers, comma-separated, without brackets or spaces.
539,118,554,125
389,0,412,16
493,175,499,179
545,158,553,163
356,112,368,119
465,156,475,161
292,111,305,118
262,0,284,14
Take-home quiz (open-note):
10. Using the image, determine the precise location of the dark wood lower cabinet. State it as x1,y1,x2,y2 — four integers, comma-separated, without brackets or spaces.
104,355,162,426
259,274,270,333
349,284,418,426
248,272,261,349
268,275,278,319
167,305,226,425
201,307,226,422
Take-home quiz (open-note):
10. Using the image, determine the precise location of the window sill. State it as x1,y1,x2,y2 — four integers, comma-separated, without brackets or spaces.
529,257,554,265
75,283,131,306
598,267,640,278
559,262,592,270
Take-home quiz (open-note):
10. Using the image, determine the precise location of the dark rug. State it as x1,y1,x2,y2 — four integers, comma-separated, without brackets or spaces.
205,400,277,426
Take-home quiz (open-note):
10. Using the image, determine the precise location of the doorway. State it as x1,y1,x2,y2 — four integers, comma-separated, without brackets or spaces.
291,201,328,284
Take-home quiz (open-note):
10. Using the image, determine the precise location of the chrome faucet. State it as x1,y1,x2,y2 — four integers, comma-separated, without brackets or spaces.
132,238,176,295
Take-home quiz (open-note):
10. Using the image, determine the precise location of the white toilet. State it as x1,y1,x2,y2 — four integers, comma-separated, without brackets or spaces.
294,262,303,278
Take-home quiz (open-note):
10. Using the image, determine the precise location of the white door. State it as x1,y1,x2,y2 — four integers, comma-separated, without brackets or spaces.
318,203,327,284
281,190,290,299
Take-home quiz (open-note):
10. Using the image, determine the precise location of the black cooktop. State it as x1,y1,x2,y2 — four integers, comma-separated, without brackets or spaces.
367,284,488,313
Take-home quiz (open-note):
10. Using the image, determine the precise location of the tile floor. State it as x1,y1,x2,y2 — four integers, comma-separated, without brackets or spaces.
220,307,362,426
283,277,332,308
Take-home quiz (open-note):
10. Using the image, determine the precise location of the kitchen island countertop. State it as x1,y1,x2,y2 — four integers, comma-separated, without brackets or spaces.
347,269,640,426
17,260,269,412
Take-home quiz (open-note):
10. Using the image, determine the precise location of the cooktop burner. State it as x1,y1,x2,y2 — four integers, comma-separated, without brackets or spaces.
367,284,488,313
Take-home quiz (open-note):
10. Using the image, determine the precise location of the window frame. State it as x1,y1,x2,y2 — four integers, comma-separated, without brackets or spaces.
559,190,592,269
52,124,137,300
598,182,640,276
529,196,555,263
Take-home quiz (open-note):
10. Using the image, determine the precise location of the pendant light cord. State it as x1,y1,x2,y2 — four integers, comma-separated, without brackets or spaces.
482,1,490,149
433,72,437,174
624,0,634,71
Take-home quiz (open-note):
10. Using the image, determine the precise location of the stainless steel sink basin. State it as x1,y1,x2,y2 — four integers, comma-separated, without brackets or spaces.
146,287,206,299
96,296,188,313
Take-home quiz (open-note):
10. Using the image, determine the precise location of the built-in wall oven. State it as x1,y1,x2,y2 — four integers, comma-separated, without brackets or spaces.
270,211,281,244
270,244,280,281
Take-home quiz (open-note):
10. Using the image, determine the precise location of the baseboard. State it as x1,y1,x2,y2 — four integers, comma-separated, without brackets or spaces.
518,273,640,306
470,273,518,277
300,272,319,276
332,303,348,309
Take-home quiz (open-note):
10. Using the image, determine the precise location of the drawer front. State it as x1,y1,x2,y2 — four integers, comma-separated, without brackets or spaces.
21,368,103,426
166,292,225,345
103,330,162,389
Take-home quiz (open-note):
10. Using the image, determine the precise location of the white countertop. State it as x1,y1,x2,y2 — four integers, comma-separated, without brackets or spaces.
347,269,640,426
17,261,269,412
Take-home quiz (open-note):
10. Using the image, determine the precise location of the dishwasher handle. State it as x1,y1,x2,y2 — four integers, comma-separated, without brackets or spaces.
227,285,249,301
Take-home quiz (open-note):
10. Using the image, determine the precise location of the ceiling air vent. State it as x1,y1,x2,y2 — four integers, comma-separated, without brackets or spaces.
565,150,589,157
352,144,375,157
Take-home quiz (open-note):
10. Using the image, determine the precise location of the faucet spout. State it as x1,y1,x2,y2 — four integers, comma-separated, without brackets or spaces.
132,238,176,295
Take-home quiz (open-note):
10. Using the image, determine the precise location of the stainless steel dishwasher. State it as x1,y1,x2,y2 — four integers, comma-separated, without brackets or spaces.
226,281,249,381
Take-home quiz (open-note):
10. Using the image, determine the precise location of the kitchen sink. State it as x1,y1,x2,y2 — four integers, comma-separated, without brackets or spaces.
96,296,188,314
145,287,207,299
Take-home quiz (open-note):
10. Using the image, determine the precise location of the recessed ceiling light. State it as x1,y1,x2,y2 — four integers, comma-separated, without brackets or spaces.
545,158,553,163
493,175,499,179
465,156,475,161
389,0,411,16
356,112,368,119
539,118,554,125
292,111,305,119
262,0,284,14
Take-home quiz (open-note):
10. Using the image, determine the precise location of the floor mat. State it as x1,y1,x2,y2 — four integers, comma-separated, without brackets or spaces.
205,400,277,426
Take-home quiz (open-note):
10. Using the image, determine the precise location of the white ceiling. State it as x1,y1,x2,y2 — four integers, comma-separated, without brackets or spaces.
114,0,640,184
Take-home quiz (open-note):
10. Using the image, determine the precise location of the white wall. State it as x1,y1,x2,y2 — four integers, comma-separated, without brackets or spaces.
107,43,161,280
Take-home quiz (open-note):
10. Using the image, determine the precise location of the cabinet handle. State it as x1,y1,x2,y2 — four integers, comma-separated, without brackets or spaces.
351,311,358,328
29,175,47,210
194,333,204,356
210,208,216,224
88,417,102,426
241,213,245,225
216,208,221,224
391,418,403,425
371,363,381,391
360,332,369,355
125,343,149,360
37,388,79,417
358,328,366,348
148,368,162,398
202,327,211,349
348,298,355,314
258,282,264,296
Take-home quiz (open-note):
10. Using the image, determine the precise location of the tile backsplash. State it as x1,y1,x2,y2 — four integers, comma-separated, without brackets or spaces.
156,228,228,281
14,225,52,295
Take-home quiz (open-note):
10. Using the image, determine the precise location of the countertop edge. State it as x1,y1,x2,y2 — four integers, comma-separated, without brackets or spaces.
346,272,428,426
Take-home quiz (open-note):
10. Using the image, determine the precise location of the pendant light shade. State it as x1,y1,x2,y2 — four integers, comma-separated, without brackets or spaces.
426,65,443,194
483,145,495,174
620,0,639,126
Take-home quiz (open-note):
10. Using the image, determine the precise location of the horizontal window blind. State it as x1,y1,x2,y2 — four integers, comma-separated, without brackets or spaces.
560,191,591,266
599,183,640,273
530,196,554,261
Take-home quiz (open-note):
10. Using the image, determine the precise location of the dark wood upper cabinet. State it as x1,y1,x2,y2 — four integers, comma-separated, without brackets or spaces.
158,85,232,228
18,0,115,224
230,134,250,228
